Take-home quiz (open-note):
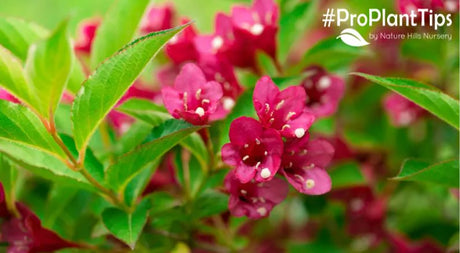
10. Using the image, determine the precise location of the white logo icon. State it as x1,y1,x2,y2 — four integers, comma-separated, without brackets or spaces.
337,28,370,47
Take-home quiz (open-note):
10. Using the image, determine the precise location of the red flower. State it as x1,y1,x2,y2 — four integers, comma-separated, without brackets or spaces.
281,135,334,195
228,0,279,69
383,93,426,127
301,66,345,118
161,63,223,125
330,186,387,244
387,233,444,253
74,18,100,55
222,117,283,183
224,171,288,219
165,19,198,65
253,76,315,139
140,4,174,34
0,184,79,253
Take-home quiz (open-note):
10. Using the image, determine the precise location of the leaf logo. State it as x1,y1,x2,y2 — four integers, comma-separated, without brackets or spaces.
337,28,370,47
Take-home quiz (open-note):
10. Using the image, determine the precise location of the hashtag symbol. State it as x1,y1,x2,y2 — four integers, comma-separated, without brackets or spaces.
322,9,335,27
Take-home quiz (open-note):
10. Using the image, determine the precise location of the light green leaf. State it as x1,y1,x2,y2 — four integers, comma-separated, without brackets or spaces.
0,154,18,208
180,133,209,171
0,17,48,61
115,98,171,126
101,199,150,249
0,100,66,159
90,0,149,68
352,73,460,129
72,24,188,152
44,185,78,227
278,0,317,63
25,20,73,119
393,159,459,188
0,46,37,108
0,140,92,190
256,50,277,76
106,119,202,192
115,121,151,155
67,57,86,94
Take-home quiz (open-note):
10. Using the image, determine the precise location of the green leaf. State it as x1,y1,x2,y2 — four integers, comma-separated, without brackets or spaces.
256,50,277,76
0,46,37,108
393,159,459,188
43,185,78,227
0,154,18,207
115,98,171,126
352,73,460,129
102,200,150,249
25,20,73,119
67,58,86,94
115,121,152,155
191,191,228,219
72,25,188,151
106,119,202,192
278,0,317,63
90,0,149,68
0,17,48,61
329,162,365,188
0,100,66,159
0,140,92,189
180,133,209,171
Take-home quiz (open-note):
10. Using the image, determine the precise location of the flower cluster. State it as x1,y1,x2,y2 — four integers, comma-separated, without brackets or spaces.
383,93,426,127
222,76,335,219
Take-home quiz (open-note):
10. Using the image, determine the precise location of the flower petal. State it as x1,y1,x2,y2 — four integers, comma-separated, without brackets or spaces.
283,166,331,195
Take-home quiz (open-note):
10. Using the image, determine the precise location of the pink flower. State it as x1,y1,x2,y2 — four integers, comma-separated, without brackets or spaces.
301,66,345,118
224,171,288,219
222,117,283,183
74,18,100,55
194,13,234,60
0,89,19,103
140,4,174,34
253,76,315,139
281,135,334,195
165,19,198,65
397,0,445,15
161,63,223,125
383,93,425,127
229,0,279,68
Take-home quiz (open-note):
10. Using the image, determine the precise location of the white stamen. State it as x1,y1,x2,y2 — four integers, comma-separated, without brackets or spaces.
244,144,249,148
398,111,414,126
276,100,285,110
183,92,188,110
251,197,258,203
288,162,293,168
202,99,210,104
242,155,250,161
250,23,264,35
256,207,267,216
240,189,247,195
255,138,261,145
265,103,270,113
260,168,271,179
195,89,202,100
299,149,308,155
281,124,290,131
259,197,266,203
255,161,261,168
269,118,275,124
286,111,296,121
215,73,224,82
264,151,268,156
351,198,364,211
195,107,205,117
294,128,305,138
211,36,224,50
303,163,315,170
223,97,235,111
305,179,315,189
317,77,331,90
